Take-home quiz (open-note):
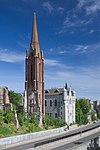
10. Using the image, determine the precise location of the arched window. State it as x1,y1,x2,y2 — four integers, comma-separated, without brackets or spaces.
50,100,52,107
55,99,57,106
45,100,47,106
31,64,33,81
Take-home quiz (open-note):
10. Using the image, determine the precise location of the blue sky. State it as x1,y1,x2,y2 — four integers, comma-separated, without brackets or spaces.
0,0,100,100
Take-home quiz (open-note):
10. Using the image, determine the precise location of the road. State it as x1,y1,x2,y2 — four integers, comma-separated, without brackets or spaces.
2,121,100,150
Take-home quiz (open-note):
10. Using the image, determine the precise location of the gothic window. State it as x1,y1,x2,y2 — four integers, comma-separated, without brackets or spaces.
45,100,47,106
55,113,57,118
50,100,52,107
31,64,33,81
39,63,41,81
55,99,57,106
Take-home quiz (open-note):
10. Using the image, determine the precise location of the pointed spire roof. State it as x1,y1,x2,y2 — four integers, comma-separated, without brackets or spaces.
31,12,40,54
65,83,68,90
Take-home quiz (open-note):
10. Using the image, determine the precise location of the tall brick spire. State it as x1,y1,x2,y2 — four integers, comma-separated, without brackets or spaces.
25,13,45,126
31,12,40,54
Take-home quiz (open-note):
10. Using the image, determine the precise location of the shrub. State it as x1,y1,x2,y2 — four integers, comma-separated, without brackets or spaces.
44,115,66,129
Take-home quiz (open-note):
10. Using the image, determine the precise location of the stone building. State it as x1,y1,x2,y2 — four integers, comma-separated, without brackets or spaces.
24,13,44,125
0,86,10,111
45,83,76,124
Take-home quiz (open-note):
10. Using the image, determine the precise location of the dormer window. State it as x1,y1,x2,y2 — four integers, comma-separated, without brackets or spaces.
54,89,59,93
45,90,49,93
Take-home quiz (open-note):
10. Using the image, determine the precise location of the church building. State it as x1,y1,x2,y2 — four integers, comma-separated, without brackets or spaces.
24,13,45,125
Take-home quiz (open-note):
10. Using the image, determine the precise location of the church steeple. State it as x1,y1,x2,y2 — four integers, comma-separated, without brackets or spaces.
25,13,44,125
31,12,40,54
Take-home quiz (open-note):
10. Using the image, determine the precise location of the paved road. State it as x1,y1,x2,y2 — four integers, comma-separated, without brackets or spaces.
51,131,100,150
2,121,100,150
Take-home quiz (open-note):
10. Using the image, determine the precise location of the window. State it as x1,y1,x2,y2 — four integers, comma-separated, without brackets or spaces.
61,112,62,115
70,98,71,104
55,99,57,106
50,100,52,107
55,113,57,118
71,91,74,96
31,64,33,81
45,90,49,93
50,113,52,117
39,63,41,81
54,89,59,93
45,100,47,106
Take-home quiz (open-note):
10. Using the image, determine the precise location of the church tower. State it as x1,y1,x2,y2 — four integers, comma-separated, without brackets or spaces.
25,13,44,125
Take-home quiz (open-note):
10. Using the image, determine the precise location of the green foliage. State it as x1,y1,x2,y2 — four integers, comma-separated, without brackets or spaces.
75,99,80,124
18,113,25,126
76,98,90,125
4,107,14,124
0,126,12,137
44,115,66,129
26,123,42,133
8,90,22,109
91,110,97,121
78,98,90,114
30,113,38,126
0,109,4,124
97,112,100,119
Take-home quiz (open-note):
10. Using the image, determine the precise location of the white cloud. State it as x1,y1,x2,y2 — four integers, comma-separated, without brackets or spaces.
44,59,62,67
85,1,100,15
42,2,53,13
17,41,28,49
58,7,64,14
88,29,94,34
67,42,100,54
58,50,67,54
58,0,100,34
0,48,25,63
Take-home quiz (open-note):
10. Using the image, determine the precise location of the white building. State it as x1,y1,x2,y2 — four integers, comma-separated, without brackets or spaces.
45,83,76,124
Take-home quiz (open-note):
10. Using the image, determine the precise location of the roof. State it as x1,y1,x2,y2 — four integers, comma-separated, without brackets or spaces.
45,88,64,95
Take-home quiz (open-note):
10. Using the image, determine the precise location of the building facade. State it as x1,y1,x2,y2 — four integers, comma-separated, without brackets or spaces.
45,84,76,124
0,86,10,111
24,13,44,125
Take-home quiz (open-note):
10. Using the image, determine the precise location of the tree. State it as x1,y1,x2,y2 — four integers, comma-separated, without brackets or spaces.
76,98,90,125
91,110,97,121
8,91,22,109
4,107,14,124
0,109,4,124
75,99,80,124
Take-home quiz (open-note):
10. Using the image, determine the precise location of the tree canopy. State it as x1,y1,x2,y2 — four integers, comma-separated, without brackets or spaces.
76,98,90,125
8,91,22,109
